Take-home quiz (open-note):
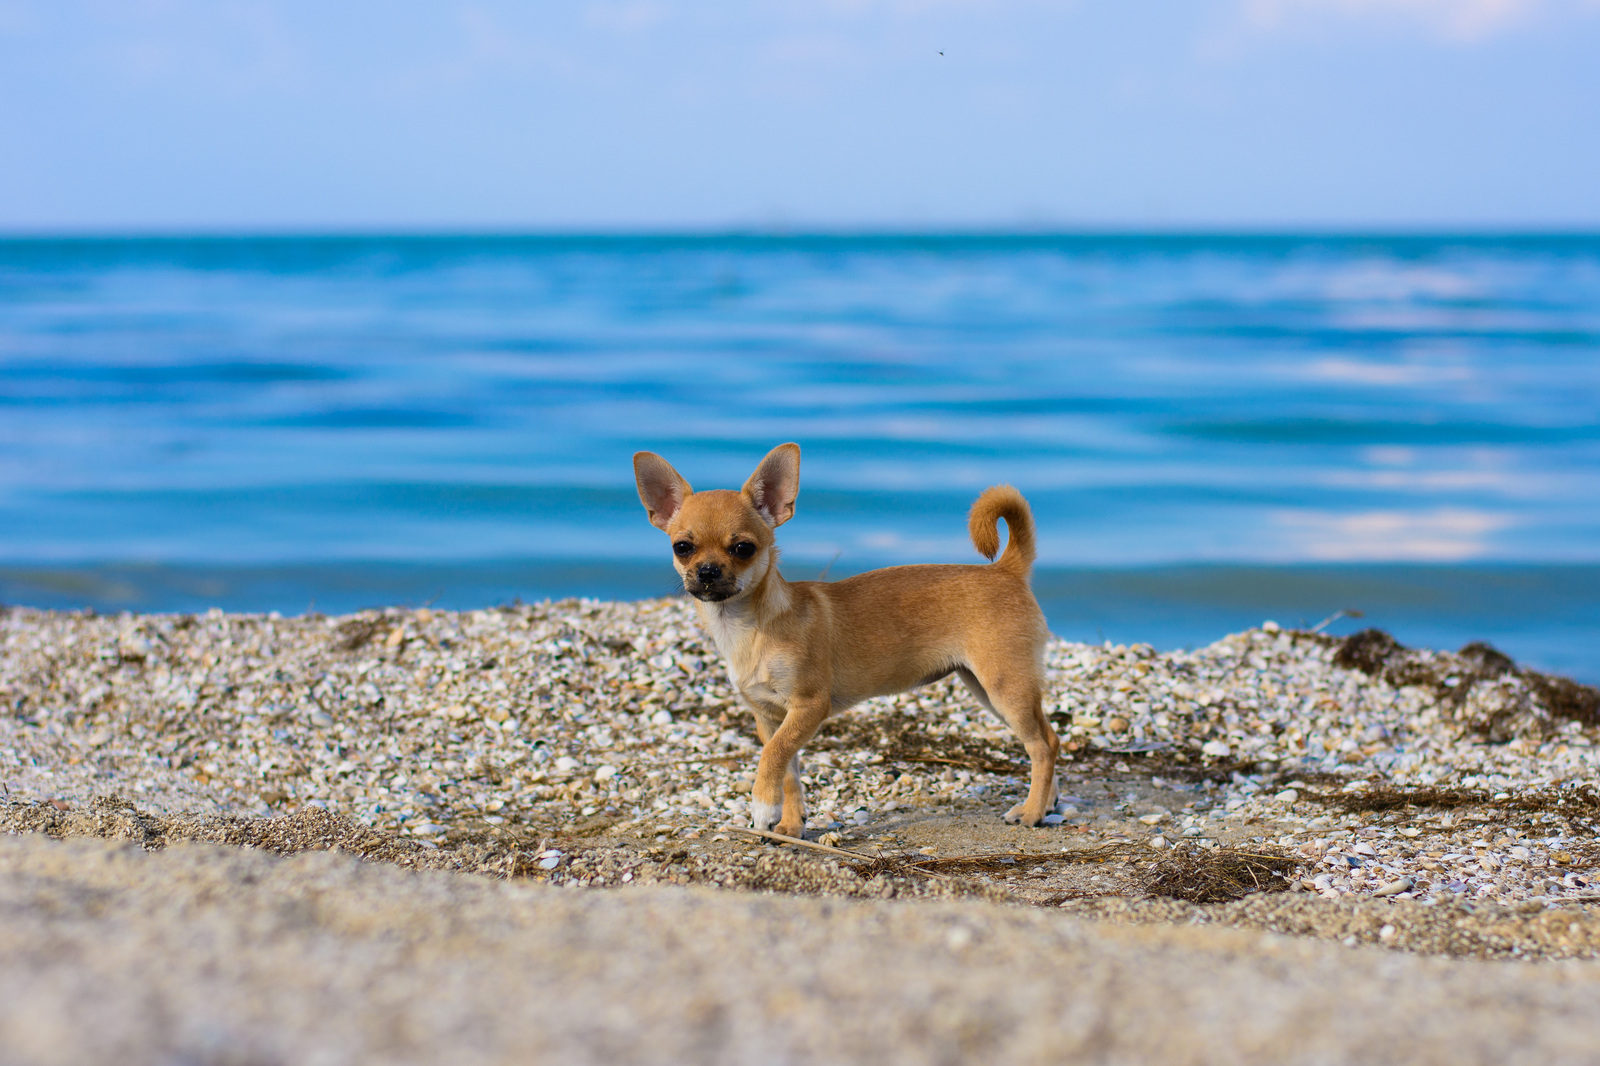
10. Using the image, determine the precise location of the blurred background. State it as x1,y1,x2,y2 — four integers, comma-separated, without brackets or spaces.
2,2,1598,678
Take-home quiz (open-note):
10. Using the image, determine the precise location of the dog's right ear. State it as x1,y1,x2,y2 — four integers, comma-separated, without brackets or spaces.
633,452,693,531
742,442,800,528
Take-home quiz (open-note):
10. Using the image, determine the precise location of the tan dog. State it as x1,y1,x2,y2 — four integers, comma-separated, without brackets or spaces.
633,442,1059,837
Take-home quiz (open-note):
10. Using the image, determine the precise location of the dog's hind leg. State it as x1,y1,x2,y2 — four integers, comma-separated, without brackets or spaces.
958,664,1059,826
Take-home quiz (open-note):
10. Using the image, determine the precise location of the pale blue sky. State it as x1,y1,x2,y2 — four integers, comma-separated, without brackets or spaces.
3,0,1598,231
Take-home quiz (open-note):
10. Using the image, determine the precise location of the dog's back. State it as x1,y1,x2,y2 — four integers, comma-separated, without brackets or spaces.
796,487,1047,705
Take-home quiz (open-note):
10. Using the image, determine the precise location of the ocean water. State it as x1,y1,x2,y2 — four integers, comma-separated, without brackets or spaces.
2,235,1598,678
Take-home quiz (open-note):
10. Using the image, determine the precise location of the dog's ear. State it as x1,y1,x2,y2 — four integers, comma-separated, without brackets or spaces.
742,443,800,528
634,452,693,531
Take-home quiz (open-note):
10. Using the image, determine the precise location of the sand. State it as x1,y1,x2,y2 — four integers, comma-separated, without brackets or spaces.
7,832,1600,1066
5,599,1600,1062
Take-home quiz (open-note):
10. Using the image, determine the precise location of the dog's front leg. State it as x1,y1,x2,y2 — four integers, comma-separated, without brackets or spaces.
750,696,829,837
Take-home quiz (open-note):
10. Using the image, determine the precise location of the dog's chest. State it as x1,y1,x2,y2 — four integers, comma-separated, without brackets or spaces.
699,604,790,704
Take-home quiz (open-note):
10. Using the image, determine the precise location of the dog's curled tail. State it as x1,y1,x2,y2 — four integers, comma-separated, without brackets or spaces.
968,485,1036,577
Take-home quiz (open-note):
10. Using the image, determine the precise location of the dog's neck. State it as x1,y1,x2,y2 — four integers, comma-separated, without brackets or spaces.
697,555,793,648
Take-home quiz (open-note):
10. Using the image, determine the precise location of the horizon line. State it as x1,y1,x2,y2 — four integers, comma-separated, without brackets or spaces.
4,224,1600,243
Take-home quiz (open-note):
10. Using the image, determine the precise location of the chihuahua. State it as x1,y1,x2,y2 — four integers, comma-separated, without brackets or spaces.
633,442,1058,838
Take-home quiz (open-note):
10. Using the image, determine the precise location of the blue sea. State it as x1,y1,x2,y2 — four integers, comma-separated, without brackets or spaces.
2,235,1598,679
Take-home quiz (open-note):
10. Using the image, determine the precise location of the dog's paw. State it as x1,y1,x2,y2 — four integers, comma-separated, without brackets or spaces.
1003,801,1042,827
750,800,783,833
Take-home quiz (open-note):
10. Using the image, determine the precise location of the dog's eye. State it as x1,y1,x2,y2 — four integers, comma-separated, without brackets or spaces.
730,542,757,560
673,541,694,558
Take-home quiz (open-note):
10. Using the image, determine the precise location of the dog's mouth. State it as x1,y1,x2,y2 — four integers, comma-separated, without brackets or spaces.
685,579,739,602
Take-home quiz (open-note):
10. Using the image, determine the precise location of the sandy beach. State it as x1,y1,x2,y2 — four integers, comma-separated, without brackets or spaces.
5,598,1600,1062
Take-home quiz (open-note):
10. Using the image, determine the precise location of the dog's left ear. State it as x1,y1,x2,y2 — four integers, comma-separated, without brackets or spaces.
742,442,800,528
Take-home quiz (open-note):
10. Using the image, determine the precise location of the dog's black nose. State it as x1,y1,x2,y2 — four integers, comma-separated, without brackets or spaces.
697,563,721,583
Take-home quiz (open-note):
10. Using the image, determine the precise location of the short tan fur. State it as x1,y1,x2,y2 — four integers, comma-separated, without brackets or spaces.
633,442,1059,837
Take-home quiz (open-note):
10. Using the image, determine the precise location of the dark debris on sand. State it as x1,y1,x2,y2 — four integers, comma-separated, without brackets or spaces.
1334,628,1600,740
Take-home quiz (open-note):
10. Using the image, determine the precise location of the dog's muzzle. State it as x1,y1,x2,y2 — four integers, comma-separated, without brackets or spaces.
685,562,737,602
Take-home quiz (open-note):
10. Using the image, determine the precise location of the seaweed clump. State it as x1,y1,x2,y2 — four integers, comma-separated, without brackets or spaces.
1331,628,1600,741
813,712,1026,776
1138,845,1303,904
331,615,388,653
1305,781,1600,823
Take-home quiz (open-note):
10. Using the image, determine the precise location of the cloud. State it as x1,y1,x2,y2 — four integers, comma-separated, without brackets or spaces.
1240,0,1551,42
1272,507,1512,560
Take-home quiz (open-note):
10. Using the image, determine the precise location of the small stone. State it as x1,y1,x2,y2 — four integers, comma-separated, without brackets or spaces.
308,711,333,728
1201,741,1232,758
1148,835,1168,850
1373,877,1414,897
1041,813,1065,826
851,809,871,826
1273,788,1300,804
1138,813,1166,825
409,822,445,836
1399,827,1421,838
1106,716,1129,734
594,765,618,781
1379,924,1396,940
650,710,673,725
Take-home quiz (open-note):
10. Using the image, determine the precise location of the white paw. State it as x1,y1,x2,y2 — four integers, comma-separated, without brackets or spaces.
1003,802,1025,825
750,800,782,832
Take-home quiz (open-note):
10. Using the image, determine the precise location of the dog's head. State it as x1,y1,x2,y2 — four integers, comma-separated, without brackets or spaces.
633,443,800,603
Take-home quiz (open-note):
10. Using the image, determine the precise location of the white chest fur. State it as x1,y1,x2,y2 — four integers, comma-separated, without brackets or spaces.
698,601,790,707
